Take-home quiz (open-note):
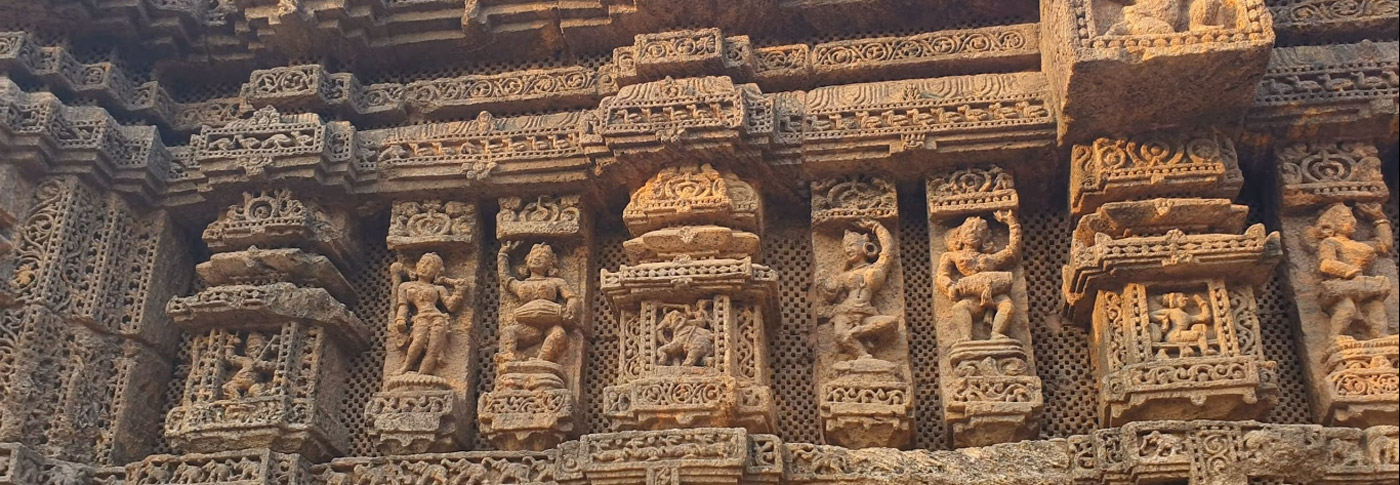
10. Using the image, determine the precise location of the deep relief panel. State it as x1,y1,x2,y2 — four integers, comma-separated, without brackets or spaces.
809,175,914,449
927,166,1043,447
1273,140,1398,428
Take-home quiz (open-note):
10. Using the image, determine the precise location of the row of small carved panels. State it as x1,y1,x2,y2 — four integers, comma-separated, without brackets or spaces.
5,421,1391,484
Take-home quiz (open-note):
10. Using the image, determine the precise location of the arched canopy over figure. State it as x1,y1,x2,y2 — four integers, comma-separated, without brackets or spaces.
1308,202,1394,341
936,210,1021,342
816,219,900,360
498,241,582,364
392,252,470,377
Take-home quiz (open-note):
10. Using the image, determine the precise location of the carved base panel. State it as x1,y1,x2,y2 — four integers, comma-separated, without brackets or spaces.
366,389,471,455
322,450,557,485
818,357,913,450
1320,335,1399,427
944,339,1043,448
163,396,337,462
603,370,740,431
555,428,783,485
126,448,316,485
1101,355,1279,426
480,360,577,452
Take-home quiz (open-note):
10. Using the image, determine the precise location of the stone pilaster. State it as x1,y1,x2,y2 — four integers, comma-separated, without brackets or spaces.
926,166,1043,447
808,175,914,449
1272,139,1397,428
479,194,592,451
367,200,481,454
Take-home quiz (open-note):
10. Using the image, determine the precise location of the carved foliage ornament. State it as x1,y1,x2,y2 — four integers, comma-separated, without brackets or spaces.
387,200,476,249
811,175,897,226
1278,140,1390,210
622,163,761,234
497,195,582,239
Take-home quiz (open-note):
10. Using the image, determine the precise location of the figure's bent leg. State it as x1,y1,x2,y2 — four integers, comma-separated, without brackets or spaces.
990,294,1016,340
833,314,870,358
1329,298,1360,340
539,325,568,363
420,320,450,375
950,299,977,342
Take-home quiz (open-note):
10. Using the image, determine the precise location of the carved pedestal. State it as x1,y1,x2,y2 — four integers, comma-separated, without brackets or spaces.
808,175,913,449
1065,199,1282,425
164,190,367,460
1064,130,1283,426
1042,0,1274,140
926,166,1043,447
480,195,591,451
601,164,777,433
367,200,480,454
1273,140,1398,427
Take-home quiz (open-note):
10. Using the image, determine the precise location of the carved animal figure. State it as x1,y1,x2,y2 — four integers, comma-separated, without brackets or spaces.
657,304,716,367
498,241,581,364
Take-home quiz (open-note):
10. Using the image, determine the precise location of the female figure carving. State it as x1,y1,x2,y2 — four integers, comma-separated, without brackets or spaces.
936,210,1021,341
816,219,899,359
392,252,470,376
498,241,581,363
1308,202,1394,340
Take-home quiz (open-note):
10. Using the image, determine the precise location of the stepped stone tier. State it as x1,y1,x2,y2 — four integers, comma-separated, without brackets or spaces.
0,1,1396,484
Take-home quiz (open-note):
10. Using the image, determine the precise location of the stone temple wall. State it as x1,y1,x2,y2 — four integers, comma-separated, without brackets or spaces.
0,1,1396,484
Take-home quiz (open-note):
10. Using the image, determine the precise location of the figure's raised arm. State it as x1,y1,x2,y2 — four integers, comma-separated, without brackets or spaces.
860,219,894,287
1357,203,1394,254
991,210,1022,266
498,241,520,294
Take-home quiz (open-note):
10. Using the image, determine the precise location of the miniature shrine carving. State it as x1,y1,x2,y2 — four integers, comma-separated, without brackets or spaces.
810,175,914,450
927,166,1043,447
601,164,778,434
1273,140,1398,429
1063,130,1283,427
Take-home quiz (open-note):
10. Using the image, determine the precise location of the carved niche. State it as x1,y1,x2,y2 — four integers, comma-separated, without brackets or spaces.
601,163,778,433
926,166,1044,447
366,200,480,454
479,195,591,451
1063,130,1283,426
1273,140,1398,428
808,175,914,449
164,189,367,461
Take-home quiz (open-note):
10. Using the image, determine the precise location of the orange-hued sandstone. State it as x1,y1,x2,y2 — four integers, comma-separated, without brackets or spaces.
0,1,1396,484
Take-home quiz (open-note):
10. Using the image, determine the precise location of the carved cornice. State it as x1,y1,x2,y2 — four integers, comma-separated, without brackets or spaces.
1247,41,1399,138
1268,0,1399,43
1069,128,1244,216
1276,140,1391,211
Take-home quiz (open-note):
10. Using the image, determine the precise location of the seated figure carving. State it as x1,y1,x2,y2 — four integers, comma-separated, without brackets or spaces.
657,302,716,367
392,252,469,377
1308,203,1394,341
937,211,1021,342
816,219,900,360
1150,292,1217,359
221,332,275,399
1103,0,1237,35
498,241,582,363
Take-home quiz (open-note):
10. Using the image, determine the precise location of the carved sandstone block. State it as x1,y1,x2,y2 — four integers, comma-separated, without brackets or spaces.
1042,0,1275,141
